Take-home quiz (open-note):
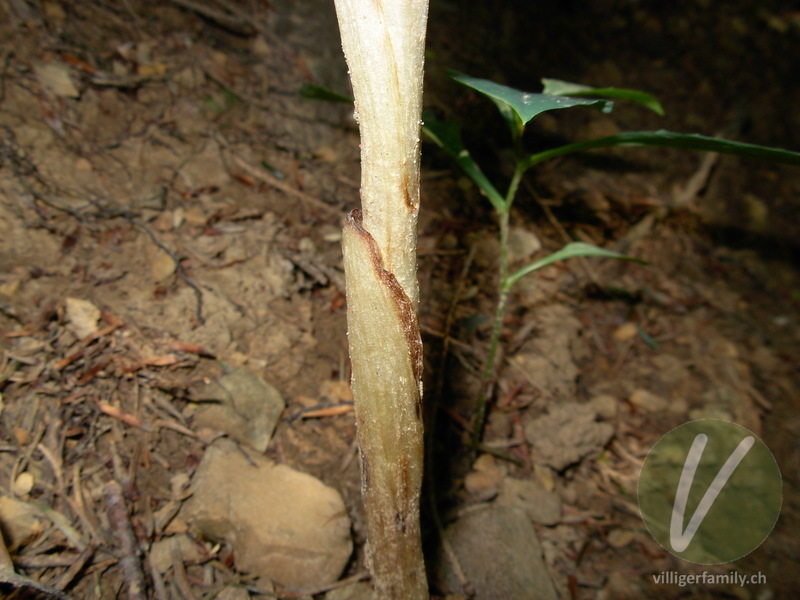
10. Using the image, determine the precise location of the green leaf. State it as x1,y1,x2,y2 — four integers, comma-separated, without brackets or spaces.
298,83,353,104
505,242,643,289
636,325,659,349
524,130,800,168
422,111,506,212
449,71,613,132
542,78,665,116
201,89,240,116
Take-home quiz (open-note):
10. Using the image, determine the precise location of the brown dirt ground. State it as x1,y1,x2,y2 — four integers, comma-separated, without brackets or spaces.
0,0,798,598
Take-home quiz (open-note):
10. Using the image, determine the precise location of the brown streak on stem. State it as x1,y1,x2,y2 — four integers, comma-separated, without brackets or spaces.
401,170,413,210
359,449,369,490
346,210,423,387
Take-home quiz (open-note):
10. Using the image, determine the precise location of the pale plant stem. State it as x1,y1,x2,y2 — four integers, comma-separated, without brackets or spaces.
471,160,526,450
334,1,429,598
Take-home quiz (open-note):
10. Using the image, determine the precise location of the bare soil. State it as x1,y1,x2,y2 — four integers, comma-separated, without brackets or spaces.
0,0,798,598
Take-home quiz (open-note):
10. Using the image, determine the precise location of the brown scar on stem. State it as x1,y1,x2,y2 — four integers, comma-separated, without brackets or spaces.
363,0,413,215
396,511,407,534
360,450,369,490
346,209,423,388
399,453,410,500
400,169,413,211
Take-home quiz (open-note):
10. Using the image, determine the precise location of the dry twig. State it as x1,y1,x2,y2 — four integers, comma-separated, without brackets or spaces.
105,480,147,600
0,528,72,599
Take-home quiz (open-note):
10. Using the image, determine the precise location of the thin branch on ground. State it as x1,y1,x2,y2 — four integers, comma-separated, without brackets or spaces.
105,480,147,600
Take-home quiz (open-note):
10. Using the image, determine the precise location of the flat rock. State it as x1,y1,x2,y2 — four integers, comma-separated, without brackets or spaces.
509,306,582,399
464,454,504,502
215,587,252,600
149,534,205,574
180,439,352,589
629,388,668,413
192,366,285,452
589,394,618,420
599,571,644,600
436,505,557,600
64,297,101,339
524,402,614,470
324,582,373,600
507,226,542,263
497,477,562,525
0,496,46,550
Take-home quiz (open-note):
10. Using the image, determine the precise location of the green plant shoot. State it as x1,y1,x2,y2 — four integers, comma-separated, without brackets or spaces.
424,72,800,449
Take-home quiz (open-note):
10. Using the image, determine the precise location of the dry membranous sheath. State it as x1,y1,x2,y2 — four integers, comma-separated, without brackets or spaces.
334,0,429,597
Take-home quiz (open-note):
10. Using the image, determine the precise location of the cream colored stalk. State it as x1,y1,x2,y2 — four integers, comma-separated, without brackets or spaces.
334,0,429,598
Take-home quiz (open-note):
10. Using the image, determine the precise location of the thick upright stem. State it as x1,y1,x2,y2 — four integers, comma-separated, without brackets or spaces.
342,213,427,598
334,0,427,306
334,1,429,598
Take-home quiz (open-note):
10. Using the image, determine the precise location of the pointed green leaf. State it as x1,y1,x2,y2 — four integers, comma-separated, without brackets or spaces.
422,112,506,212
542,78,665,116
298,83,353,104
524,130,800,168
420,112,462,156
636,325,659,349
506,242,644,289
449,71,613,130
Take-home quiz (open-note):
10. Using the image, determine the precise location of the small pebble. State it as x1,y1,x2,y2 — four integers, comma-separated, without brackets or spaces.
13,472,34,496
